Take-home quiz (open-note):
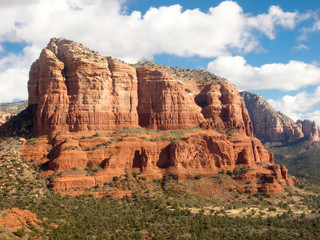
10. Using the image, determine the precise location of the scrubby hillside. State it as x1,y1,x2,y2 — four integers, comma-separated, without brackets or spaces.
1,138,320,239
0,101,27,125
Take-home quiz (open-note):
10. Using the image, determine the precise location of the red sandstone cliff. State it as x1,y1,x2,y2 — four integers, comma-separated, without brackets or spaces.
22,38,293,194
240,91,320,142
29,38,253,136
28,39,139,134
136,67,205,129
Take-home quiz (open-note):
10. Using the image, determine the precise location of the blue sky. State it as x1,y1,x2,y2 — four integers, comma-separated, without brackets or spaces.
0,0,320,123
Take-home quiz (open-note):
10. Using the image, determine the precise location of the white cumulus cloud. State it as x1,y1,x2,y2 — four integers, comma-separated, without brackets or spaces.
298,10,320,40
0,45,40,102
267,86,320,123
207,55,320,91
247,5,298,40
0,0,306,101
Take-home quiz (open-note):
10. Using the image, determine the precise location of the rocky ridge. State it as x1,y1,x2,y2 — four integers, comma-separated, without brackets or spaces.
21,38,293,194
0,101,27,125
240,91,320,142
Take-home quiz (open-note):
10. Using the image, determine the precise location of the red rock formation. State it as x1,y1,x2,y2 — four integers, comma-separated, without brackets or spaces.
22,129,292,193
137,68,205,129
22,38,293,195
48,138,88,170
29,38,139,135
0,208,41,230
241,91,320,142
297,119,320,141
195,83,253,136
28,38,254,136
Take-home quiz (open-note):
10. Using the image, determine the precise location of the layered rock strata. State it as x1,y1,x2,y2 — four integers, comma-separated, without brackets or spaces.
241,91,320,142
22,38,293,194
28,38,252,136
22,130,292,194
195,83,253,136
136,67,205,129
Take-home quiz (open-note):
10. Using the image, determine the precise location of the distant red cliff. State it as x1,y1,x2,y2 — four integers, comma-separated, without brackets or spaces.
241,91,320,142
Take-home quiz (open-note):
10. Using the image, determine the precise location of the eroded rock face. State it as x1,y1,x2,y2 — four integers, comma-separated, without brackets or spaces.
195,83,253,136
29,38,139,135
23,38,293,194
137,68,205,129
22,129,292,193
241,91,320,142
297,119,320,142
29,38,254,136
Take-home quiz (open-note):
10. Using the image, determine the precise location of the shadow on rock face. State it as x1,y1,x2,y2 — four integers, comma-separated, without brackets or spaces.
0,104,37,138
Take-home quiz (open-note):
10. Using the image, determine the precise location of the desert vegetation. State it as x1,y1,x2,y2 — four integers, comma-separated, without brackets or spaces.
1,137,320,239
266,140,320,185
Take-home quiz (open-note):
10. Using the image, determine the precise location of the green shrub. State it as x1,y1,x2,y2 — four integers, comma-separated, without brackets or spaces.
139,176,147,181
57,131,68,135
25,138,39,145
268,206,277,211
63,145,80,151
13,228,25,238
226,170,233,176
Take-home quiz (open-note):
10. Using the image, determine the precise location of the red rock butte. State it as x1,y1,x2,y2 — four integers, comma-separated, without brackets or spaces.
22,38,293,194
241,91,320,142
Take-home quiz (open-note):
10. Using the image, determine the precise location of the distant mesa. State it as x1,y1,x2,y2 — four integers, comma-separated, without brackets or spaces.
16,38,293,195
241,91,320,143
